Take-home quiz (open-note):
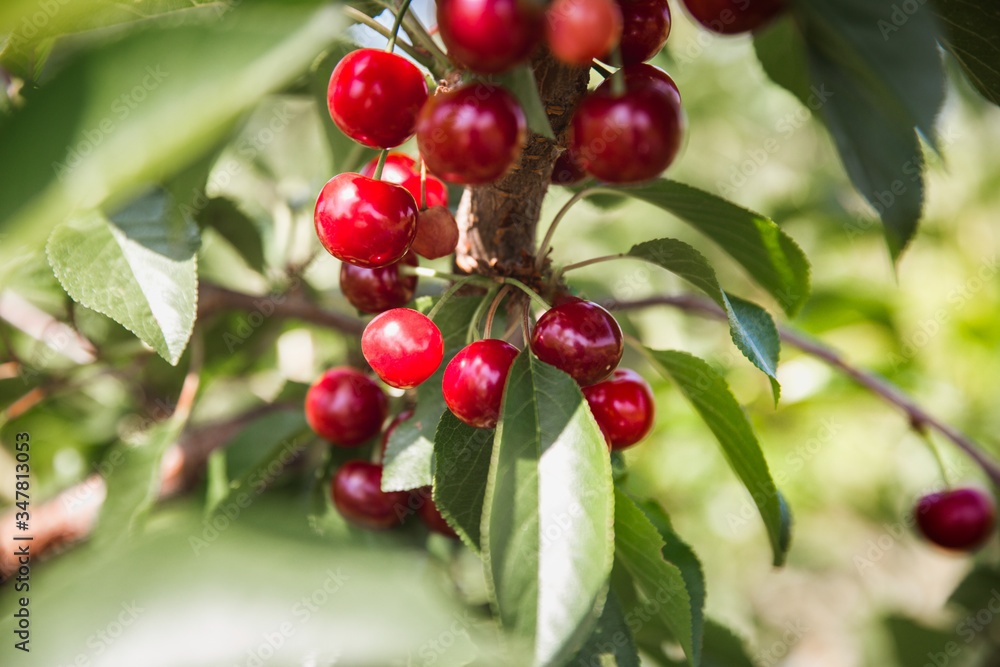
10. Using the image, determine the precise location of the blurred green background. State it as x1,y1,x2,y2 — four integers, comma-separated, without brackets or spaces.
1,0,1000,665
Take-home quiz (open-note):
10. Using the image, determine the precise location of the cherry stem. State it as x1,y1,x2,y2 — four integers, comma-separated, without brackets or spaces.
386,0,415,53
467,285,499,345
609,47,625,96
343,7,431,69
419,159,428,210
535,187,598,272
373,150,389,181
426,276,489,321
552,253,625,286
399,10,452,74
591,62,613,79
502,278,550,312
399,265,482,282
484,285,513,339
521,302,532,345
917,425,953,489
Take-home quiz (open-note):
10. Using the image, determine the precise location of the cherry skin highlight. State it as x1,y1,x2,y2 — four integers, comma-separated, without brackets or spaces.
305,367,388,446
915,488,996,551
331,460,412,530
314,173,418,268
530,300,623,386
437,0,545,74
362,309,444,389
681,0,785,34
602,0,671,65
582,368,655,450
416,83,527,185
327,49,428,148
340,251,418,314
545,0,623,66
359,153,449,209
443,339,520,429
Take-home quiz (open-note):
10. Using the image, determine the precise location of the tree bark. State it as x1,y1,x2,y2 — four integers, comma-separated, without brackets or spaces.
455,53,591,282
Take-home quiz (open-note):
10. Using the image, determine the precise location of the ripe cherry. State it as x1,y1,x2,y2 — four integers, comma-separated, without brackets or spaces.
380,409,414,457
340,251,418,314
551,145,587,185
680,0,785,34
602,0,671,65
315,173,418,268
437,0,544,74
412,206,461,259
362,309,444,389
327,49,428,148
915,488,996,551
570,69,683,183
332,460,411,530
359,153,449,209
443,339,520,429
306,367,387,446
530,300,623,386
545,0,623,66
416,83,527,185
582,368,655,450
414,486,459,538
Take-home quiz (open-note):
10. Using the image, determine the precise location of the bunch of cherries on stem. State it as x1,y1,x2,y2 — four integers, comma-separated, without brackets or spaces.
306,0,996,552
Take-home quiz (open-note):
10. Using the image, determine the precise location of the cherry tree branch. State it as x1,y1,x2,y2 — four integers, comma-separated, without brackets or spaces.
609,294,1000,488
198,282,365,336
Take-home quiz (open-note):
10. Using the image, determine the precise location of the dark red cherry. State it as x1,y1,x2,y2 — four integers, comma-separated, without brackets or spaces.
416,83,527,185
305,367,387,446
551,145,587,185
601,0,671,65
331,460,412,530
570,72,683,183
362,309,444,389
359,152,449,209
327,49,428,148
340,251,418,314
411,206,460,259
414,486,459,538
916,488,996,551
680,0,785,34
314,173,418,268
437,0,545,74
380,409,414,457
545,0,623,66
582,368,655,450
443,339,520,429
530,300,623,386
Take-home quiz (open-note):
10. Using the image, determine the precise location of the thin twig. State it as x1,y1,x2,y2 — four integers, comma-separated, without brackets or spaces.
609,295,1000,487
342,6,432,69
198,282,365,337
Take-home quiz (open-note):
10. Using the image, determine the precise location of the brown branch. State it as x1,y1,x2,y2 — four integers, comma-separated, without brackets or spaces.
198,282,365,336
610,295,1000,488
0,401,298,580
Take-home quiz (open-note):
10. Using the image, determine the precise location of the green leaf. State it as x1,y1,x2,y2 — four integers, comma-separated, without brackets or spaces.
211,424,311,516
932,0,1000,107
884,615,959,667
0,3,343,250
792,0,946,259
46,188,199,365
753,16,813,105
700,621,757,667
627,239,781,402
482,350,615,666
645,349,792,566
601,180,810,315
613,488,697,666
432,410,495,552
195,198,266,274
205,450,229,515
569,591,640,667
382,296,483,491
499,65,557,141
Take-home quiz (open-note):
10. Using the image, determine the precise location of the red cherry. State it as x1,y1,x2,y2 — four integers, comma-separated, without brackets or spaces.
545,0,623,66
414,486,459,538
331,460,412,530
359,153,449,209
411,206,461,260
582,368,655,450
443,339,520,429
362,309,444,389
327,49,428,148
306,367,387,446
437,0,545,74
601,0,671,65
380,409,414,457
916,488,996,551
314,173,418,268
416,83,527,185
680,0,785,34
340,251,418,314
530,300,623,386
551,145,587,185
570,71,684,183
